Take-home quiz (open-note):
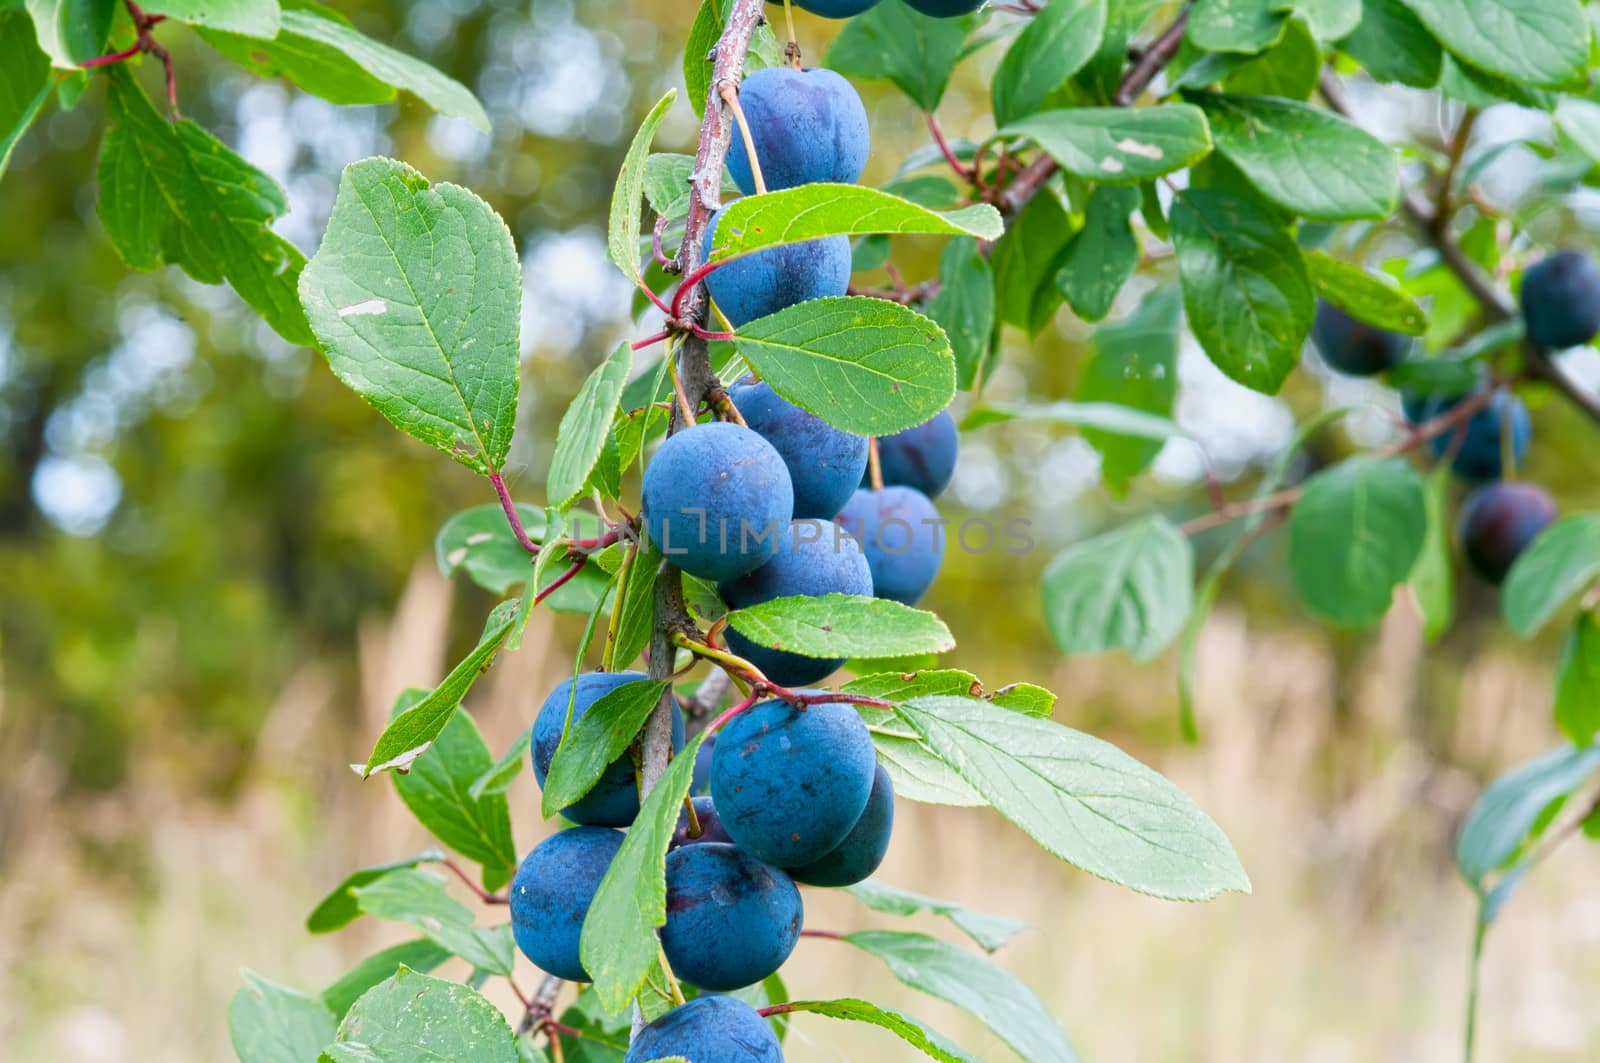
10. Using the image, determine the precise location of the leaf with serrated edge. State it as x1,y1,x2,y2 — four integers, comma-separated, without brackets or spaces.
1503,514,1600,636
352,869,515,976
709,184,1002,265
728,594,955,660
844,930,1079,1063
392,707,516,891
1041,516,1194,661
98,70,310,344
580,733,705,1012
328,966,517,1063
549,341,632,506
735,297,955,436
229,970,336,1063
846,879,1029,953
774,998,979,1063
541,679,668,818
300,157,521,476
1189,92,1399,221
1288,457,1427,629
1306,251,1427,334
1000,105,1213,183
897,695,1251,900
142,0,281,37
1171,188,1312,394
608,90,676,283
318,940,453,1020
1401,0,1587,89
305,850,444,934
360,601,518,777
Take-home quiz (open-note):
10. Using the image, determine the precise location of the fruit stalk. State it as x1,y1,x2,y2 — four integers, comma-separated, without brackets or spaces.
640,0,768,806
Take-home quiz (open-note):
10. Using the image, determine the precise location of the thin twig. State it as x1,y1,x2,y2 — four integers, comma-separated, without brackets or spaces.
440,858,507,904
490,471,541,555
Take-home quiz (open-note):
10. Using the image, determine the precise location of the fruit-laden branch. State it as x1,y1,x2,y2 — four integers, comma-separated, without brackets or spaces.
639,0,768,799
999,5,1191,217
1318,71,1600,426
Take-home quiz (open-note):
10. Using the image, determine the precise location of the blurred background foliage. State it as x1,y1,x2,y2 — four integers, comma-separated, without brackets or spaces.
3,0,1600,1059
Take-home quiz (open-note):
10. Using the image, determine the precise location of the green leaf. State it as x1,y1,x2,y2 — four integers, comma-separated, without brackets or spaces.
1410,468,1455,643
361,601,518,777
1221,16,1321,99
1000,104,1213,183
1041,516,1193,662
393,706,516,892
468,731,531,802
97,69,311,344
1171,188,1313,394
581,733,706,1013
318,940,453,1020
328,967,517,1063
1054,184,1140,323
825,0,978,112
230,971,337,1063
305,851,443,934
23,0,115,68
992,0,1106,126
609,539,662,669
1288,457,1427,629
772,998,979,1063
925,237,995,391
300,157,521,476
1076,287,1181,494
1555,611,1600,745
1293,0,1361,40
844,930,1079,1063
845,880,1029,953
896,696,1251,900
864,706,985,807
1337,0,1442,87
991,188,1073,334
1305,251,1427,335
1503,514,1600,636
142,0,280,36
205,7,488,129
1,9,51,178
683,0,783,119
1190,92,1400,220
1456,743,1600,890
435,504,538,594
733,296,957,436
727,594,956,660
1556,98,1600,165
607,89,674,284
1188,0,1289,53
641,153,738,220
962,400,1183,442
549,341,632,507
988,683,1057,717
709,184,1002,262
541,678,668,819
352,869,516,976
1399,0,1588,89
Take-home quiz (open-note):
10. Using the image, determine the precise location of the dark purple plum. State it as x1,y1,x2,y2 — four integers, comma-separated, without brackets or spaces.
625,995,782,1063
836,486,945,605
670,795,735,849
1311,301,1411,376
1458,481,1558,584
660,843,803,991
871,410,958,498
1521,250,1600,349
729,377,867,519
703,209,850,328
509,827,623,981
710,696,877,867
642,422,794,581
718,519,873,686
789,763,894,887
726,66,869,193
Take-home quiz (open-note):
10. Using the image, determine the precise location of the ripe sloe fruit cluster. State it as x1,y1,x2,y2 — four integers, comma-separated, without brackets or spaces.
517,56,951,1060
1312,250,1593,586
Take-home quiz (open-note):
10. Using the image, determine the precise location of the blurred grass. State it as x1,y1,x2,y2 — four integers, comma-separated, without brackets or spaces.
3,558,1598,1062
